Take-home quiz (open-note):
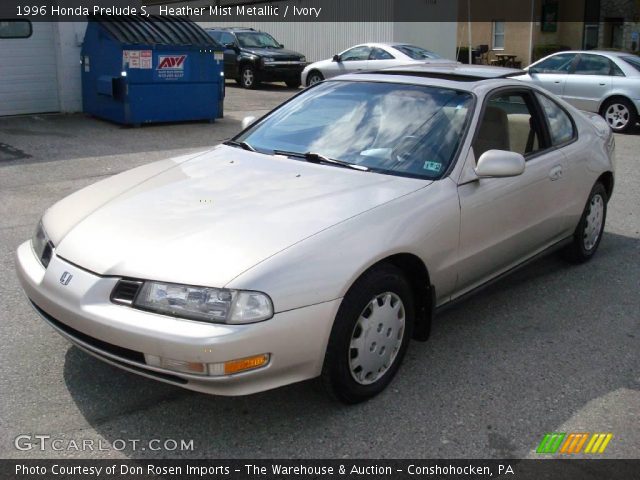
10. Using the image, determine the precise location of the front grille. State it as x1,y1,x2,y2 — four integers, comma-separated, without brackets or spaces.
111,279,143,305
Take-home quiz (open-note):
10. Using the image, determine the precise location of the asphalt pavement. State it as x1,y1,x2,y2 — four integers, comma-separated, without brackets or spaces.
0,82,638,460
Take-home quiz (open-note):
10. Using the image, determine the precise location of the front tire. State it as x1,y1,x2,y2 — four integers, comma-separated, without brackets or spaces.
240,65,258,89
306,70,324,86
563,182,608,263
321,264,414,404
285,79,301,89
601,98,637,133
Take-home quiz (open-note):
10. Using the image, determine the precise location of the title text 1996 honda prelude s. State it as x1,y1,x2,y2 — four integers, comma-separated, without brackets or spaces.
16,65,615,403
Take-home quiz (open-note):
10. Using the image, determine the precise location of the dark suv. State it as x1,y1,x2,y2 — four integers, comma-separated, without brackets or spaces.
206,27,307,89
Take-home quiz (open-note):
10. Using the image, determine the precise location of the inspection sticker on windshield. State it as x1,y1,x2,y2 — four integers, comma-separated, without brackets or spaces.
423,161,441,172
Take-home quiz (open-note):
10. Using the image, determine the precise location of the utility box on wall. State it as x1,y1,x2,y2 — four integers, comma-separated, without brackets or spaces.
81,16,224,125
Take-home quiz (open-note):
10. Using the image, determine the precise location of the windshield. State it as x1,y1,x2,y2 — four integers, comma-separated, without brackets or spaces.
621,55,640,72
236,32,281,49
236,81,474,180
394,45,441,60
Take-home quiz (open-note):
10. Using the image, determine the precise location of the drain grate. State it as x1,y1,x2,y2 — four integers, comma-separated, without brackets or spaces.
0,143,32,162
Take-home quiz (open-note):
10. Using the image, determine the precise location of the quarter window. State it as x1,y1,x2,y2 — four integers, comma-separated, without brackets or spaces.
0,20,32,39
370,48,394,60
535,93,575,146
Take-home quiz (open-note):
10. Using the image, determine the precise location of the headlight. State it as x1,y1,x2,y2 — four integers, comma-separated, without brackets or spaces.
31,220,53,268
133,281,273,324
263,57,275,64
300,56,306,63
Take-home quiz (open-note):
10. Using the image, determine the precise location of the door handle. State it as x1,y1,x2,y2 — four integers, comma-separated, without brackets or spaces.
549,165,563,181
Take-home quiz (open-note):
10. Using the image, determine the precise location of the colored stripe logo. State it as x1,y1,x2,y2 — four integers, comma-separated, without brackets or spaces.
536,433,613,454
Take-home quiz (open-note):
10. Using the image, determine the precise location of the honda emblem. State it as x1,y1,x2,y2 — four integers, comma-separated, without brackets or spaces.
60,272,73,286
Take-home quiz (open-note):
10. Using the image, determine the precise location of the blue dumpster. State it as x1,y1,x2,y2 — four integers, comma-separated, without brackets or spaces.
81,16,224,125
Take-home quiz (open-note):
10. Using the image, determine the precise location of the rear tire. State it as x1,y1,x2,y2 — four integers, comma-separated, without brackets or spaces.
563,182,607,263
601,98,637,133
321,264,414,404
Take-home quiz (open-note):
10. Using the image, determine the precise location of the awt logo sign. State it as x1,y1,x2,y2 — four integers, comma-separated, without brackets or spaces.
157,55,187,70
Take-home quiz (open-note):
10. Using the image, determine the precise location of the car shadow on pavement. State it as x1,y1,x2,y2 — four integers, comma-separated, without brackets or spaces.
62,231,639,459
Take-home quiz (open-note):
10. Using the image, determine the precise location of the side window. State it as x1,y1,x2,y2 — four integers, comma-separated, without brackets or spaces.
341,46,371,61
535,93,576,146
0,20,32,39
533,53,577,73
473,92,542,160
574,54,614,75
370,48,394,60
220,32,235,46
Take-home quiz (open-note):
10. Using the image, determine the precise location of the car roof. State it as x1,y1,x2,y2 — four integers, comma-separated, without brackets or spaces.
370,63,523,80
541,50,634,58
335,64,528,93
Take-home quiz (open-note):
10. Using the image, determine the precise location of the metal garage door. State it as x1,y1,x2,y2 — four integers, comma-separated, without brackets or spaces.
0,21,60,116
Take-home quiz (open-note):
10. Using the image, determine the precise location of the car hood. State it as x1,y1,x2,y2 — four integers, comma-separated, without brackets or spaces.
242,47,303,58
54,146,428,287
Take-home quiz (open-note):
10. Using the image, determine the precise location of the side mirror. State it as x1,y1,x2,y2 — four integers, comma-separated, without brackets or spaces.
475,150,525,178
527,67,539,75
223,42,235,49
241,116,257,130
279,43,285,48
332,54,341,62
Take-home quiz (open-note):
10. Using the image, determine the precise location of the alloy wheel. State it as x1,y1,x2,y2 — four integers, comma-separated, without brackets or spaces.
308,74,323,86
242,68,254,88
605,103,630,131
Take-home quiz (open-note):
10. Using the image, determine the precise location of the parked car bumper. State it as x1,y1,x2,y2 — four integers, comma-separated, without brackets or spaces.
15,241,339,396
259,63,306,82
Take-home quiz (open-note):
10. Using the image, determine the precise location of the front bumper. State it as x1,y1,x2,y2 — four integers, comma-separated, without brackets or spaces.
15,241,340,395
259,63,305,81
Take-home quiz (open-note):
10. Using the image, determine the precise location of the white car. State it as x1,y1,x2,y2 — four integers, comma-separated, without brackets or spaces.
17,65,614,404
516,50,640,132
301,42,452,86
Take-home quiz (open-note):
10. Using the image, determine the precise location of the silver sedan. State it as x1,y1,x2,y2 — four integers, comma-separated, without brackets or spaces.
16,64,614,404
516,50,640,132
301,42,451,86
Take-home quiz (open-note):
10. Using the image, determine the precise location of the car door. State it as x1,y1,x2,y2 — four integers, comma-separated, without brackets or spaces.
455,89,569,297
219,32,239,78
561,53,620,112
330,46,371,78
526,52,578,96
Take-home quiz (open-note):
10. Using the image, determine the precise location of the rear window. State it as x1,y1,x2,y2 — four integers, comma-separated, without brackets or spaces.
0,20,32,39
621,56,640,72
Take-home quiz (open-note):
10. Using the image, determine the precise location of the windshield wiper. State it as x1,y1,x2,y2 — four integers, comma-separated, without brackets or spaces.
273,150,369,172
224,140,256,152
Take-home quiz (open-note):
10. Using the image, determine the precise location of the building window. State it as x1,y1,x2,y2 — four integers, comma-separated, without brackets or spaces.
492,21,505,50
0,20,32,39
